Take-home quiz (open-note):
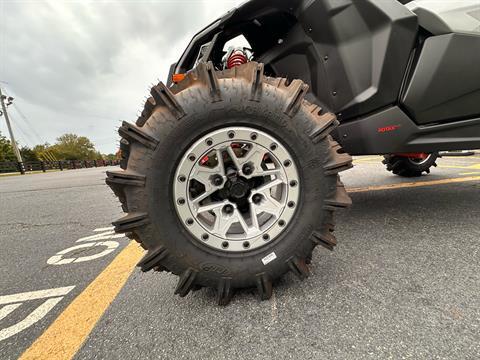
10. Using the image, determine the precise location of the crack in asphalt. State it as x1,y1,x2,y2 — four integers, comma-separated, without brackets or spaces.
0,221,86,228
0,183,106,194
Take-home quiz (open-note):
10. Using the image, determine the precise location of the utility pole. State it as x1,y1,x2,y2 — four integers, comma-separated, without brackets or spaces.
0,86,23,164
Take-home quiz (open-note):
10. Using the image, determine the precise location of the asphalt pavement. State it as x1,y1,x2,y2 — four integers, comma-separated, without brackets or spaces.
1,156,479,359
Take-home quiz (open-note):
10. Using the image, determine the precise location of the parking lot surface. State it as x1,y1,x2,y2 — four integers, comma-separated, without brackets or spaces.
1,155,479,359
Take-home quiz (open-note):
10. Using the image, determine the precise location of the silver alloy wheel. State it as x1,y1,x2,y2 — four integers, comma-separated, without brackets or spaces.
173,127,300,252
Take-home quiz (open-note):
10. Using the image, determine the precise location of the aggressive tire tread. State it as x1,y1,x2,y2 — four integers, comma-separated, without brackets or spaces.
311,230,337,251
108,61,353,305
197,62,222,102
106,171,146,187
284,80,309,117
309,114,339,143
287,256,310,280
113,212,149,233
119,139,130,170
138,246,169,272
217,278,233,306
250,63,264,101
151,83,186,120
256,273,273,301
324,183,352,210
174,268,198,297
383,153,438,177
118,121,159,150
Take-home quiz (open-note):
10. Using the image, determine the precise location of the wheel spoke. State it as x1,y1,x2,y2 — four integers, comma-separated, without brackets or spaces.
250,202,260,231
190,149,227,204
194,200,227,216
191,185,216,205
243,146,265,175
254,178,283,193
174,126,300,252
212,208,236,237
234,208,250,234
216,148,226,176
226,146,243,171
256,192,283,218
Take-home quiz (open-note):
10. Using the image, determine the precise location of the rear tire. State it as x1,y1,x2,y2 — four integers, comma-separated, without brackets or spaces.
106,62,352,305
383,153,438,177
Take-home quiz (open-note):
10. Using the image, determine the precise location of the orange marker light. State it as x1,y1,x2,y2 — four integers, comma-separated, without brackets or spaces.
172,73,186,83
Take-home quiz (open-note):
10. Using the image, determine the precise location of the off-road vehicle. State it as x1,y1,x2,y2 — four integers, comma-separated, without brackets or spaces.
107,0,480,304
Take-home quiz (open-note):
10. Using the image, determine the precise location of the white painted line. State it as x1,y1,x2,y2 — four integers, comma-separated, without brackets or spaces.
0,286,75,305
93,226,114,232
47,241,120,265
0,303,22,321
0,297,64,342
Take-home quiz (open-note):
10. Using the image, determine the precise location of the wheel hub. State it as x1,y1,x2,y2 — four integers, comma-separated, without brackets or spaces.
227,178,250,199
173,127,300,252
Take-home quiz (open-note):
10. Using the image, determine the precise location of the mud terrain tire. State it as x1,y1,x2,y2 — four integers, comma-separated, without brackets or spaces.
383,153,438,177
106,62,352,305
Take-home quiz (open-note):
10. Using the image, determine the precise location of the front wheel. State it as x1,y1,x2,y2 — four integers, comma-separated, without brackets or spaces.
106,62,352,305
383,153,438,177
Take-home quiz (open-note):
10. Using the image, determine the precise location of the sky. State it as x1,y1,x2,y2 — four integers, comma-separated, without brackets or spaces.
0,0,243,154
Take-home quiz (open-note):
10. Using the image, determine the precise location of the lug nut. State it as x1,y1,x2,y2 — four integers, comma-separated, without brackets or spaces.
223,204,234,215
212,175,223,186
242,163,253,176
252,194,263,205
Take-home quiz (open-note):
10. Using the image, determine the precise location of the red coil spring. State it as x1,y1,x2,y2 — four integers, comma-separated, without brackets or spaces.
227,50,248,69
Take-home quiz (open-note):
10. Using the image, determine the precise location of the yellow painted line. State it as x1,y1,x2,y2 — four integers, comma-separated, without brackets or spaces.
353,156,381,163
437,165,479,170
20,241,144,360
460,172,480,176
16,174,480,359
348,176,480,193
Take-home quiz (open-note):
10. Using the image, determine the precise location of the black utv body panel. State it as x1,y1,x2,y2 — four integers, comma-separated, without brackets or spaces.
174,0,480,155
402,33,480,125
176,0,418,121
337,107,480,154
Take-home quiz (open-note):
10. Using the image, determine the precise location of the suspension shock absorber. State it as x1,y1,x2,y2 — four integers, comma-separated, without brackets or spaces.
225,48,249,69
227,50,248,69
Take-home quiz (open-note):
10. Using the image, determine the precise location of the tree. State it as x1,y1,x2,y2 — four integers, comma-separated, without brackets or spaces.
103,153,118,161
0,132,103,162
50,133,101,160
0,131,16,162
33,143,59,161
20,146,39,162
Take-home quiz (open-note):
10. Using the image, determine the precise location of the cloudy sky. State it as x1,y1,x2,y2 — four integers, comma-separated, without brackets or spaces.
0,0,243,154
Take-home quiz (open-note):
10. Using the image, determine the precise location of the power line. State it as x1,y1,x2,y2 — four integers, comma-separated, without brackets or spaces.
1,86,58,161
0,85,23,163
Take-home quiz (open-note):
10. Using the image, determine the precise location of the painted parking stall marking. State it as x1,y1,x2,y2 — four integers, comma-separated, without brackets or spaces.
0,286,75,342
47,241,120,265
0,227,127,344
47,228,126,265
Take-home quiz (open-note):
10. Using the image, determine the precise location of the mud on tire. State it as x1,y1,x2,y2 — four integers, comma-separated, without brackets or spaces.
106,62,352,305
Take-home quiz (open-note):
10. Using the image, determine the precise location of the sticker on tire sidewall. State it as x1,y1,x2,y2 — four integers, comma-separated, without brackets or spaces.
262,252,277,265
